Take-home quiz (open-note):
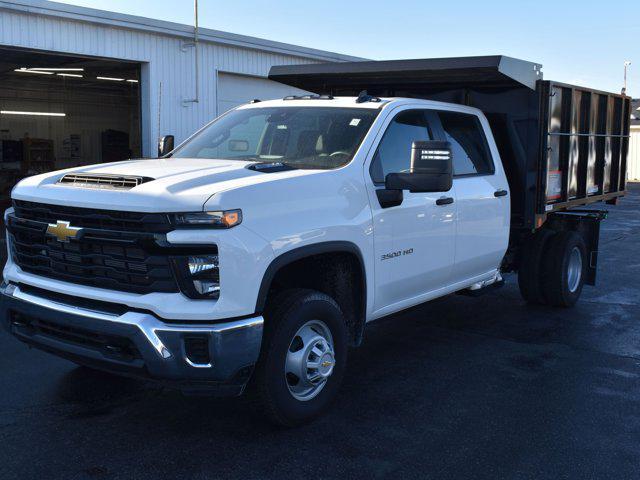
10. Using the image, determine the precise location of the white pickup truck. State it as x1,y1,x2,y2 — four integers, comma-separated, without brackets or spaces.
1,56,630,426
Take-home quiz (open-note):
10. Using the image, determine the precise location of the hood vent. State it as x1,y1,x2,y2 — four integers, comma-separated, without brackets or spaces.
247,162,296,173
59,173,154,189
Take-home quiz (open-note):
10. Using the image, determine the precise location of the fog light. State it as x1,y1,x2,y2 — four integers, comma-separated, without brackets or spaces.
187,255,220,298
188,255,218,275
193,279,220,296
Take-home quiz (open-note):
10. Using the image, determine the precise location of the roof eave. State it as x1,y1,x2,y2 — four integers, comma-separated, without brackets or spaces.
0,0,366,62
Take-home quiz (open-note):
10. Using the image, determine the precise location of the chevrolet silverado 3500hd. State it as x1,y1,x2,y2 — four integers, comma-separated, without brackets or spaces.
1,56,631,426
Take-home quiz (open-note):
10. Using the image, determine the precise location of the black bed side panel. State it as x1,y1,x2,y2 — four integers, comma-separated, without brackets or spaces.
538,81,629,218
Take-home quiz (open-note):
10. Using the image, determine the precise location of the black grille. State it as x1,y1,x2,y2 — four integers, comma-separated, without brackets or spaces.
7,206,180,294
12,200,173,233
11,311,142,361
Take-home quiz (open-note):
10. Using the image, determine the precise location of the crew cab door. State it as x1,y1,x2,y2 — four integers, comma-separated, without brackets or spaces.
366,108,456,315
436,110,510,283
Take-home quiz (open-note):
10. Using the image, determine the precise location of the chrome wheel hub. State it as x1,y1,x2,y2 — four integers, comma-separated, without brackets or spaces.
285,320,335,401
567,246,583,293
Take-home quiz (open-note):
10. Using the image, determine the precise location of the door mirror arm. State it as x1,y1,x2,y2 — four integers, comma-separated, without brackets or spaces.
376,188,403,209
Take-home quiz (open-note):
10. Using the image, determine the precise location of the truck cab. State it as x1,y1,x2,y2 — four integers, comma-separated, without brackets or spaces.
1,56,630,426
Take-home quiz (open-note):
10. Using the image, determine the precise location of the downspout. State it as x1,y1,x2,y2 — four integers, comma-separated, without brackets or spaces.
182,0,199,105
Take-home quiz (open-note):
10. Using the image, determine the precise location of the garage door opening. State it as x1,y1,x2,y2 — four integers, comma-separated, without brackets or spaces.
0,47,142,216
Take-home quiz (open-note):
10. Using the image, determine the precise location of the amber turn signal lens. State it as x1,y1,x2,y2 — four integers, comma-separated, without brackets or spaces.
222,211,241,227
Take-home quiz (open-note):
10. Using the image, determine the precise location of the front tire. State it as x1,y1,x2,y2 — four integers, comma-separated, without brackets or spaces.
250,289,348,427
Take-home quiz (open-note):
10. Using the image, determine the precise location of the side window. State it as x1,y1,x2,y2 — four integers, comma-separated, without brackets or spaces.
370,110,432,183
438,111,494,176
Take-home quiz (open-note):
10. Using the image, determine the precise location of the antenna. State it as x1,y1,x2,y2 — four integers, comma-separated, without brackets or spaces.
623,61,631,95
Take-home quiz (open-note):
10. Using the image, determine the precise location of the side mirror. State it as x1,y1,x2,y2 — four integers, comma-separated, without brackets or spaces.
158,135,175,157
385,140,453,193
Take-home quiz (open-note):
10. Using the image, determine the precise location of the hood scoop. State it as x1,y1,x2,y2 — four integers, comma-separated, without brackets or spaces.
58,173,155,190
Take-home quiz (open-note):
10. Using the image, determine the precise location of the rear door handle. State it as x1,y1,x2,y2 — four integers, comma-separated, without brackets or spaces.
436,196,454,206
494,189,508,197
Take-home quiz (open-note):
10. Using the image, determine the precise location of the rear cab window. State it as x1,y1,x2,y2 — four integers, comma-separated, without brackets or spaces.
369,107,495,184
437,111,494,177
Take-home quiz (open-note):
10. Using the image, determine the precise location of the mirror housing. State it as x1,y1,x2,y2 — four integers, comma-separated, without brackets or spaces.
385,140,453,193
158,135,175,157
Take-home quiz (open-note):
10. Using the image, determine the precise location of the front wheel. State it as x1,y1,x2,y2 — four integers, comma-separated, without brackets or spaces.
249,289,348,427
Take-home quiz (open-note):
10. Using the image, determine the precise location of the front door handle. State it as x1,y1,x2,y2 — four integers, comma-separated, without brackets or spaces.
494,189,508,197
436,196,454,206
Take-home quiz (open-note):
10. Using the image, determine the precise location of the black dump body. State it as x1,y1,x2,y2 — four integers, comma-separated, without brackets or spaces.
269,56,630,231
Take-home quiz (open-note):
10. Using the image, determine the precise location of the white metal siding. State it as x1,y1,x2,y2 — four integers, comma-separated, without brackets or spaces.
0,5,345,156
629,127,640,181
216,72,309,115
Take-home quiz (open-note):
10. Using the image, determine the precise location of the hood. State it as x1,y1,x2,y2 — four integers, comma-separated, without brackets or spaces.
11,158,318,212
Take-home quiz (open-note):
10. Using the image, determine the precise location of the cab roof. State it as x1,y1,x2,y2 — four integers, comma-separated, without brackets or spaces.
236,96,484,118
236,96,388,110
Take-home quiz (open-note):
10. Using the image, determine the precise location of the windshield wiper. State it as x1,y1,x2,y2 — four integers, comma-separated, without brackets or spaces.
227,155,263,162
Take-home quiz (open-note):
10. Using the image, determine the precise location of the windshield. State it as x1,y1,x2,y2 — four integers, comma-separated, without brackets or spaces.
171,106,379,169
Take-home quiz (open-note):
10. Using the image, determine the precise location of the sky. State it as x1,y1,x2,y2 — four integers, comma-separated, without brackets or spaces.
54,0,639,96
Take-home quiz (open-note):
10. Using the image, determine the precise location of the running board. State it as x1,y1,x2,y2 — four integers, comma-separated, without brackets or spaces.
457,273,504,297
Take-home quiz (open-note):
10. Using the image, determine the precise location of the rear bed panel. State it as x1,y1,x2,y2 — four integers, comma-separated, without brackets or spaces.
538,81,629,221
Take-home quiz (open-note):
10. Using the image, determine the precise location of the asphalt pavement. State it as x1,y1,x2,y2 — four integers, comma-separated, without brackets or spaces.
1,184,639,480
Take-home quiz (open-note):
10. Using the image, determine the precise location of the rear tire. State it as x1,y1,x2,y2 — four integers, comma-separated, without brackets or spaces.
541,231,587,308
249,289,348,427
518,229,554,304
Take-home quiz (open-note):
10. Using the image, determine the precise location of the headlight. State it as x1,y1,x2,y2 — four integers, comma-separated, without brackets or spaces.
173,254,220,299
173,210,242,228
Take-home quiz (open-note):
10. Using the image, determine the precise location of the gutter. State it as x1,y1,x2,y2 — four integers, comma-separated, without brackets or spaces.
0,0,367,63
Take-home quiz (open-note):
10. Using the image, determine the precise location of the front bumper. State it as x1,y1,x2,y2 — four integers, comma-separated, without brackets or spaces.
0,283,263,396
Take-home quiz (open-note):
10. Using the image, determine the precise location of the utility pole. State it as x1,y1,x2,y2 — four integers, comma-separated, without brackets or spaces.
623,61,631,95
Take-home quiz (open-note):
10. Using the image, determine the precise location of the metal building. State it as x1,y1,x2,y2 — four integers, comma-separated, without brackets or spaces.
0,0,362,213
630,100,640,181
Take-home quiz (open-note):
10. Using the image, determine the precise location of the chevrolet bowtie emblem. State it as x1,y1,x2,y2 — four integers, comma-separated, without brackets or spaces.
46,220,82,243
321,360,333,368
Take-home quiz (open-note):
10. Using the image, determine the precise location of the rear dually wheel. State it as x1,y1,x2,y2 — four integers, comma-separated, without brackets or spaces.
541,231,588,308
